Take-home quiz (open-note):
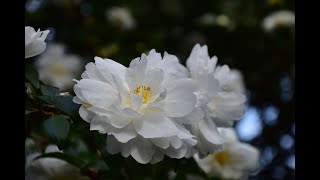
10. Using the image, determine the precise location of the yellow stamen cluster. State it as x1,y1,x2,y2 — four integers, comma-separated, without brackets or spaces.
134,85,152,103
213,151,229,166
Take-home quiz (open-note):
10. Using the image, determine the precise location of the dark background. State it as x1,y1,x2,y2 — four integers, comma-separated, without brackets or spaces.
25,0,295,179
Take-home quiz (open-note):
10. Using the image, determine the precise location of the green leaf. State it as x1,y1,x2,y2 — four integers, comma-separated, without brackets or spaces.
34,152,87,169
40,84,59,96
43,115,70,147
39,95,80,120
25,64,39,89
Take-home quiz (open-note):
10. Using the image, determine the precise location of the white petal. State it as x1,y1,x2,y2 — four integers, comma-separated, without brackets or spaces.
79,106,94,123
218,128,238,142
164,79,197,117
162,144,187,159
87,106,135,128
228,143,260,171
145,49,162,67
111,74,130,103
173,121,196,140
94,57,126,85
111,124,137,143
199,119,224,145
83,62,106,81
159,53,189,85
209,92,246,121
131,93,143,110
169,136,183,149
73,96,84,104
90,116,113,134
125,56,147,90
150,150,164,164
76,79,117,109
133,111,178,138
25,41,47,58
151,138,170,149
106,113,132,128
175,107,204,125
107,135,122,154
130,137,155,164
143,68,164,95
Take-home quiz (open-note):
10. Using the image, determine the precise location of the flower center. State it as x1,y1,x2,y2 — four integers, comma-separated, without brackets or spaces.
51,64,67,76
213,151,229,166
134,85,152,104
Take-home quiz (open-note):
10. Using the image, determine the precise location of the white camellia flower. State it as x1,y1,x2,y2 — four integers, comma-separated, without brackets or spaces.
25,144,90,180
194,128,260,180
25,26,50,59
73,50,199,164
106,7,136,31
35,43,82,91
186,44,246,157
262,10,295,32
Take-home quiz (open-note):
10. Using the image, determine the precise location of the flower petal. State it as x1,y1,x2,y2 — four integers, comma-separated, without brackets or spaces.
107,135,122,154
79,105,94,123
111,124,137,143
90,116,113,134
151,138,170,149
129,137,155,164
134,111,178,138
162,144,187,159
199,119,224,145
164,79,197,117
150,150,164,164
76,79,117,109
125,56,147,90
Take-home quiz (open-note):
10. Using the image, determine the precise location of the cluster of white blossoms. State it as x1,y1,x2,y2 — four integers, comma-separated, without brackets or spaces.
106,6,137,31
36,43,82,91
25,26,50,59
73,44,250,164
194,128,260,179
262,10,295,32
25,144,89,180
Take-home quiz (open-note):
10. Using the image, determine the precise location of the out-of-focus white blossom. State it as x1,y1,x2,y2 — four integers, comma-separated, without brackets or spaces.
194,128,260,180
35,43,82,91
262,10,295,32
215,14,232,28
106,7,136,31
199,14,233,29
25,144,90,180
186,44,246,157
25,26,50,59
73,49,198,164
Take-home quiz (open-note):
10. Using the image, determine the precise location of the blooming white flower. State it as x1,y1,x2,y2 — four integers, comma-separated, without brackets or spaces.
106,7,136,31
25,144,89,180
262,10,295,32
194,128,260,180
25,26,50,59
186,44,246,157
35,43,82,91
73,50,199,164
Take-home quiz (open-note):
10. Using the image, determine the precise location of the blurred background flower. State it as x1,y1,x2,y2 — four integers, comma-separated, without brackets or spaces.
106,6,137,31
262,10,295,32
25,144,90,180
194,128,260,180
35,43,83,91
